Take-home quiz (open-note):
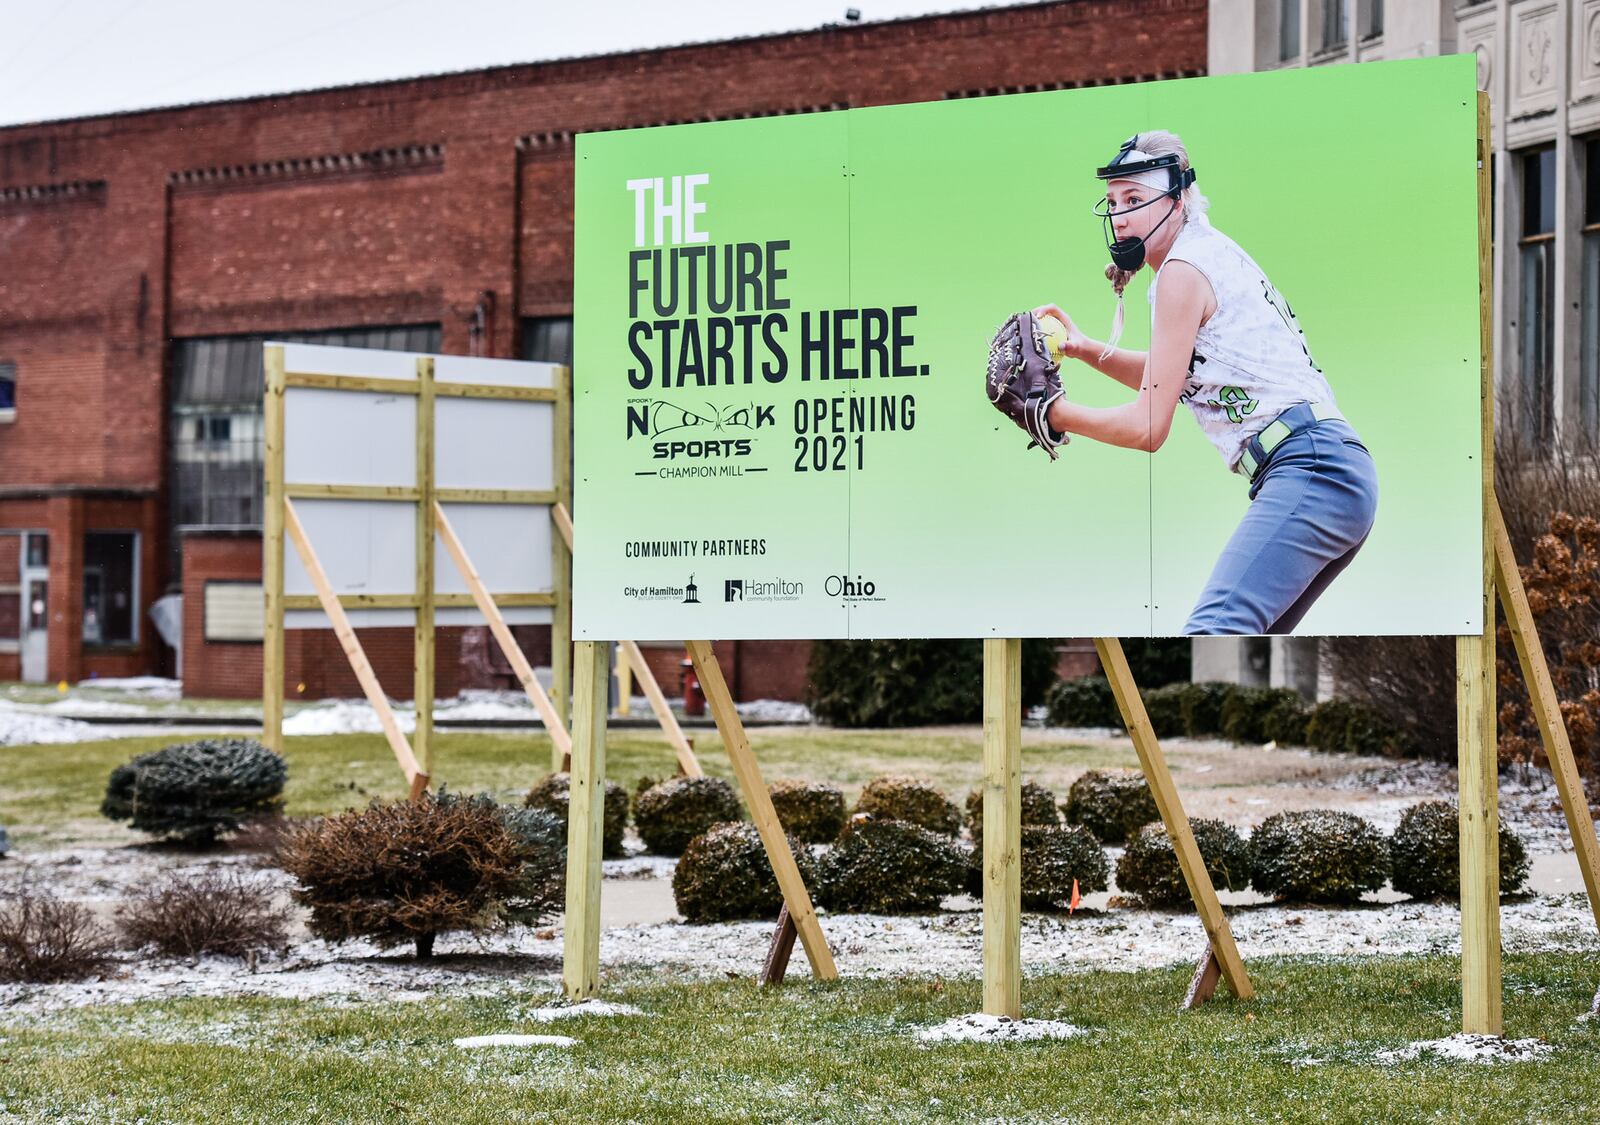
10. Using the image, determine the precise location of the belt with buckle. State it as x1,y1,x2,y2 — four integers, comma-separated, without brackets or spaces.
1236,401,1343,482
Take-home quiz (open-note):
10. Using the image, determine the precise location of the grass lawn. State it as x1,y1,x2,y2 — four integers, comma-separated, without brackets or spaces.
3,954,1599,1123
0,728,1137,846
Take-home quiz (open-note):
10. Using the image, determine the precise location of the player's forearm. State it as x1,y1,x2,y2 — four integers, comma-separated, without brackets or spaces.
1069,342,1146,390
1046,397,1164,452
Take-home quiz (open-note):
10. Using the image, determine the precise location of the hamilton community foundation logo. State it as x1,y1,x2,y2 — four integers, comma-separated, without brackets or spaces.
724,576,803,603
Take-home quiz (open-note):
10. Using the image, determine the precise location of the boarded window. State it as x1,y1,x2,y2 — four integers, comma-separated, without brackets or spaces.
205,581,264,642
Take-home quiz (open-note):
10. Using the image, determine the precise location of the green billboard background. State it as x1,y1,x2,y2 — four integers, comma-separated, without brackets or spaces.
574,56,1482,641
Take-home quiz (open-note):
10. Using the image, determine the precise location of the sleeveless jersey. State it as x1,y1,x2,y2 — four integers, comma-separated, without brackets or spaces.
1147,214,1337,472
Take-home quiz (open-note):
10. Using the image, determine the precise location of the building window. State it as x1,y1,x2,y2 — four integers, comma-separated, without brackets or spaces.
204,581,264,642
0,361,14,422
167,324,441,575
0,532,19,653
522,317,573,366
1583,139,1600,438
1363,0,1383,38
1280,0,1301,62
1517,147,1556,449
83,532,138,646
1322,0,1347,51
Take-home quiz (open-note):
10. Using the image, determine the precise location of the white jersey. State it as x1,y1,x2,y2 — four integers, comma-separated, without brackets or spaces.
1147,214,1337,472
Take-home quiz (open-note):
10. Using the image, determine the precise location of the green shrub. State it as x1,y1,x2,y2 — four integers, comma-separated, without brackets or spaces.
1179,683,1232,738
806,639,1059,727
1141,683,1189,739
1021,825,1110,910
964,780,1059,847
768,780,847,845
1389,800,1531,899
1044,676,1124,729
633,776,743,855
816,819,969,913
854,776,962,836
278,795,551,958
1249,809,1390,904
1115,819,1253,907
1219,687,1306,745
671,821,814,923
101,738,286,843
1262,692,1311,746
1062,770,1158,844
1304,699,1411,756
1303,699,1360,754
524,772,628,858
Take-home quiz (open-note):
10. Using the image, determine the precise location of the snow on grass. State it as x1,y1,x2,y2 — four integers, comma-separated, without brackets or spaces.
454,1033,577,1049
0,700,106,746
915,1013,1088,1045
1374,1034,1555,1065
282,700,416,735
74,677,182,699
523,999,645,1021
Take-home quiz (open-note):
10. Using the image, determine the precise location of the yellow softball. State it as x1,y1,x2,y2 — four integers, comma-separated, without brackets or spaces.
1036,313,1071,362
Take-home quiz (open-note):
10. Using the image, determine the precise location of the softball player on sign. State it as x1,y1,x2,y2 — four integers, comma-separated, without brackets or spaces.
1033,130,1379,635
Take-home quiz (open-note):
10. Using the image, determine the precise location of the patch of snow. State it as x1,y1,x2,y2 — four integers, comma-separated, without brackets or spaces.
454,1033,577,1048
75,677,182,699
434,691,548,723
915,1013,1088,1044
735,699,813,723
523,999,644,1021
282,700,416,736
1375,1034,1554,1065
0,700,105,746
603,855,677,881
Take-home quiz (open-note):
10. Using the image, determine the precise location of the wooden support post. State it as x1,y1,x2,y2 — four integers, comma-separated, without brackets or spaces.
551,365,573,766
620,639,703,777
262,345,287,756
760,904,799,987
414,357,436,777
1459,91,1502,1037
981,637,1022,1019
284,499,427,791
616,644,633,716
1492,498,1600,935
686,639,836,980
434,501,573,763
1096,637,1255,1001
563,639,609,1000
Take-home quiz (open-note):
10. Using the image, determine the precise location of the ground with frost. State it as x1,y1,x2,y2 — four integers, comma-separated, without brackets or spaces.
914,1013,1089,1044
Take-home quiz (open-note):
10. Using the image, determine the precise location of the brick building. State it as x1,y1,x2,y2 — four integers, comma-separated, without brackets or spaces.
0,0,1205,700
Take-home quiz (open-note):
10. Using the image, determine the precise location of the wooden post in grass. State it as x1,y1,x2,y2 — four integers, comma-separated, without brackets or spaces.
563,639,609,1000
413,356,436,778
1096,637,1254,1003
686,639,836,980
981,637,1023,1018
1458,92,1502,1037
262,345,287,756
551,365,574,766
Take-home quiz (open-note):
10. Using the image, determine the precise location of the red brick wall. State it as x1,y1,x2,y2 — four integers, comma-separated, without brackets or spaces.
0,0,1206,693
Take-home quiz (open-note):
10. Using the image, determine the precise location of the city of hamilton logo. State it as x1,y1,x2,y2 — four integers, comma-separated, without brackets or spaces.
683,574,700,604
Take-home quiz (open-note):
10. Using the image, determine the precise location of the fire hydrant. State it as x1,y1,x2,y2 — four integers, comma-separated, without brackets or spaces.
680,658,705,717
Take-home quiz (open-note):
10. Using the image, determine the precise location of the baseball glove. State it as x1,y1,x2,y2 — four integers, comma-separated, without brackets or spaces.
986,311,1069,460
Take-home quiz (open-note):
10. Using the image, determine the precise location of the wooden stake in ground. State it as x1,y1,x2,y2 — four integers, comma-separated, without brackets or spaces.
1457,91,1502,1038
563,640,609,1000
282,498,427,795
262,345,287,756
686,639,836,981
1096,637,1254,1003
413,356,437,778
981,637,1022,1019
760,904,799,987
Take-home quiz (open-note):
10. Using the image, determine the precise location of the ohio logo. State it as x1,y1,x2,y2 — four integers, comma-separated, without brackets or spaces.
825,574,881,601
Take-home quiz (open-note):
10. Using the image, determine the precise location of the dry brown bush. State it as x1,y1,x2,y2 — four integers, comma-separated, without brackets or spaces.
276,796,526,959
0,883,115,983
117,869,290,957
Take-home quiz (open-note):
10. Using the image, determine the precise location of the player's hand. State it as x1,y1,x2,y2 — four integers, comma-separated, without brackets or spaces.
1030,304,1090,361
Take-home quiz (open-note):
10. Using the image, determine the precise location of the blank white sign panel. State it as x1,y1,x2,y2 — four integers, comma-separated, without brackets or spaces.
437,503,552,595
436,399,554,492
284,389,416,488
285,499,416,596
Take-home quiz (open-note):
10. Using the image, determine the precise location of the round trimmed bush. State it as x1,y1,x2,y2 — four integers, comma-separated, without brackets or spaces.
1021,825,1110,910
816,819,969,913
633,776,743,855
769,780,847,845
964,780,1059,848
1249,809,1390,904
524,773,629,858
1261,692,1311,746
1062,770,1158,845
854,776,962,836
436,789,566,925
672,822,814,923
1220,687,1306,745
101,738,287,843
1044,676,1124,729
1141,684,1189,739
1389,800,1530,899
1115,818,1253,906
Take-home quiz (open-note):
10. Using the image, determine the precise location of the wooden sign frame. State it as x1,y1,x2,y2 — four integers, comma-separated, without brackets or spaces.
559,95,1600,1031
